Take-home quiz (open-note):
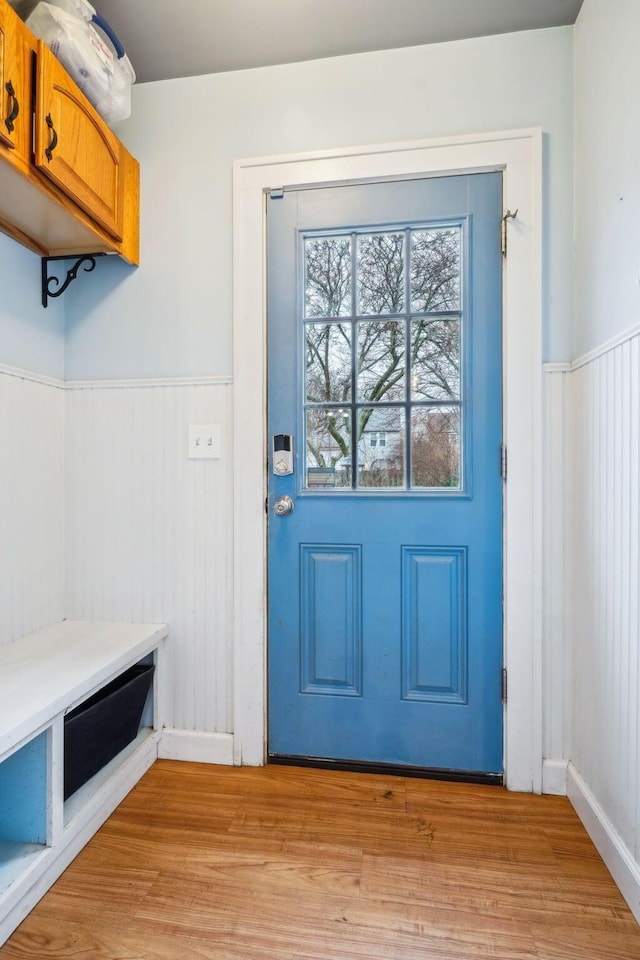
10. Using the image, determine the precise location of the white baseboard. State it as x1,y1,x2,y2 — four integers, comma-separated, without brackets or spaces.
542,759,568,795
159,729,235,765
567,763,640,924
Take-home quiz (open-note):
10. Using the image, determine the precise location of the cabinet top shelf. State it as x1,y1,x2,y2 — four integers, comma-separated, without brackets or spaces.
0,620,168,761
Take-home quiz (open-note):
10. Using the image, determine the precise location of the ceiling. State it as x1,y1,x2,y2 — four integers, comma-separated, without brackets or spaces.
95,0,584,85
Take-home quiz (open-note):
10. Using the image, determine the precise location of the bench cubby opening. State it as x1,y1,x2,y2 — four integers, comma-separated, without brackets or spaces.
0,620,168,945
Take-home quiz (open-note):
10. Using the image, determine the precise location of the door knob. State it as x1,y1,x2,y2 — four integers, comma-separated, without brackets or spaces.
273,495,294,517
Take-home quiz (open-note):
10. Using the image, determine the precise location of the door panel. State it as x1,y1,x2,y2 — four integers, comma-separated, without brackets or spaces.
267,173,503,774
401,546,467,703
300,545,362,696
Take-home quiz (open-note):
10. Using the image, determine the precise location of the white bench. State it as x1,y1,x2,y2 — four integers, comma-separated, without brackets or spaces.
0,620,168,945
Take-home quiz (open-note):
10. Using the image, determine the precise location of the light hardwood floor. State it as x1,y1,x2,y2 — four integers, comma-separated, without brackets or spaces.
2,761,640,959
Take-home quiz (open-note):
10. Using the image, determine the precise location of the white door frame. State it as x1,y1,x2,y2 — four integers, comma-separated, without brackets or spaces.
232,128,543,792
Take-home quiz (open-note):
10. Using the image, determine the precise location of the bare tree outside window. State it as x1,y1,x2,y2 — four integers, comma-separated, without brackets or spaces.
305,237,352,318
358,233,404,314
411,229,460,311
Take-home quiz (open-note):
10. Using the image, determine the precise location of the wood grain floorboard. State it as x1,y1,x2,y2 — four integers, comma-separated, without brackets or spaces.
1,761,639,959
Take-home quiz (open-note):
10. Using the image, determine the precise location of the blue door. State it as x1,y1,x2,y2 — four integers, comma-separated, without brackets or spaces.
267,173,503,775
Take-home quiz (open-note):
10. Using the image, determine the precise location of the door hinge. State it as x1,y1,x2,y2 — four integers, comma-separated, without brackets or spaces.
500,444,507,481
502,668,508,703
501,208,518,257
265,496,269,515
268,187,284,200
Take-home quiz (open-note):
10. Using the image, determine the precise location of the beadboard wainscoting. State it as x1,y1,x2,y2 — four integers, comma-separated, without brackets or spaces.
563,325,640,922
64,378,234,755
0,365,65,645
542,364,571,796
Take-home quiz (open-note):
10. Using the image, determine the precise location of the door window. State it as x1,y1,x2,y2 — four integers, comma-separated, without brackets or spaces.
303,224,463,491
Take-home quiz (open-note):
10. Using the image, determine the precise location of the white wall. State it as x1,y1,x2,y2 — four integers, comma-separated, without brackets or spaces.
573,0,640,358
0,234,66,647
567,0,640,922
0,371,65,647
64,379,233,739
567,335,640,919
65,26,573,377
542,365,571,794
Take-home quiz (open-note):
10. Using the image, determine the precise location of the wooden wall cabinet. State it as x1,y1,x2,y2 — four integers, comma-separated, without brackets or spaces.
0,0,30,162
0,0,139,265
35,41,126,242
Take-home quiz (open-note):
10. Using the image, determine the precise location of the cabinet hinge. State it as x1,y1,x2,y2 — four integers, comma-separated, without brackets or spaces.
268,187,284,200
501,208,518,257
502,668,508,703
500,444,507,481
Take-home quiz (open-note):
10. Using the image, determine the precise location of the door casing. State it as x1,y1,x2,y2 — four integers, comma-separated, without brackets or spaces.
232,128,543,792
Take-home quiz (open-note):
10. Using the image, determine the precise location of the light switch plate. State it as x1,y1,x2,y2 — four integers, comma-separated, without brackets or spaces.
188,424,221,459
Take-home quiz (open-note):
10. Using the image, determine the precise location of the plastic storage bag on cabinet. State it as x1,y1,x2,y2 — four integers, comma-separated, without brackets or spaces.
22,0,135,125
12,0,94,17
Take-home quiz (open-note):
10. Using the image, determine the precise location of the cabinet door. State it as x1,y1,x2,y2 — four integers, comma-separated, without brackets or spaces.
34,41,125,241
0,2,29,159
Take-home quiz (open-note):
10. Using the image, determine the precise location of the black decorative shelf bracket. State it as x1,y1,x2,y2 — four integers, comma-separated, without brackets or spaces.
41,253,106,308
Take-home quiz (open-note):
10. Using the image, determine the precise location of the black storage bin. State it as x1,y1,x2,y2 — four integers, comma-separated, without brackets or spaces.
64,662,154,800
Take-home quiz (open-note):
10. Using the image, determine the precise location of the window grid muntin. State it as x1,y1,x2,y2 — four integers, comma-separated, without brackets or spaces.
302,222,464,492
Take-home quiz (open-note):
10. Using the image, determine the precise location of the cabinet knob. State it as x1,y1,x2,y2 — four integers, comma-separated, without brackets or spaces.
4,81,19,138
44,113,58,162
